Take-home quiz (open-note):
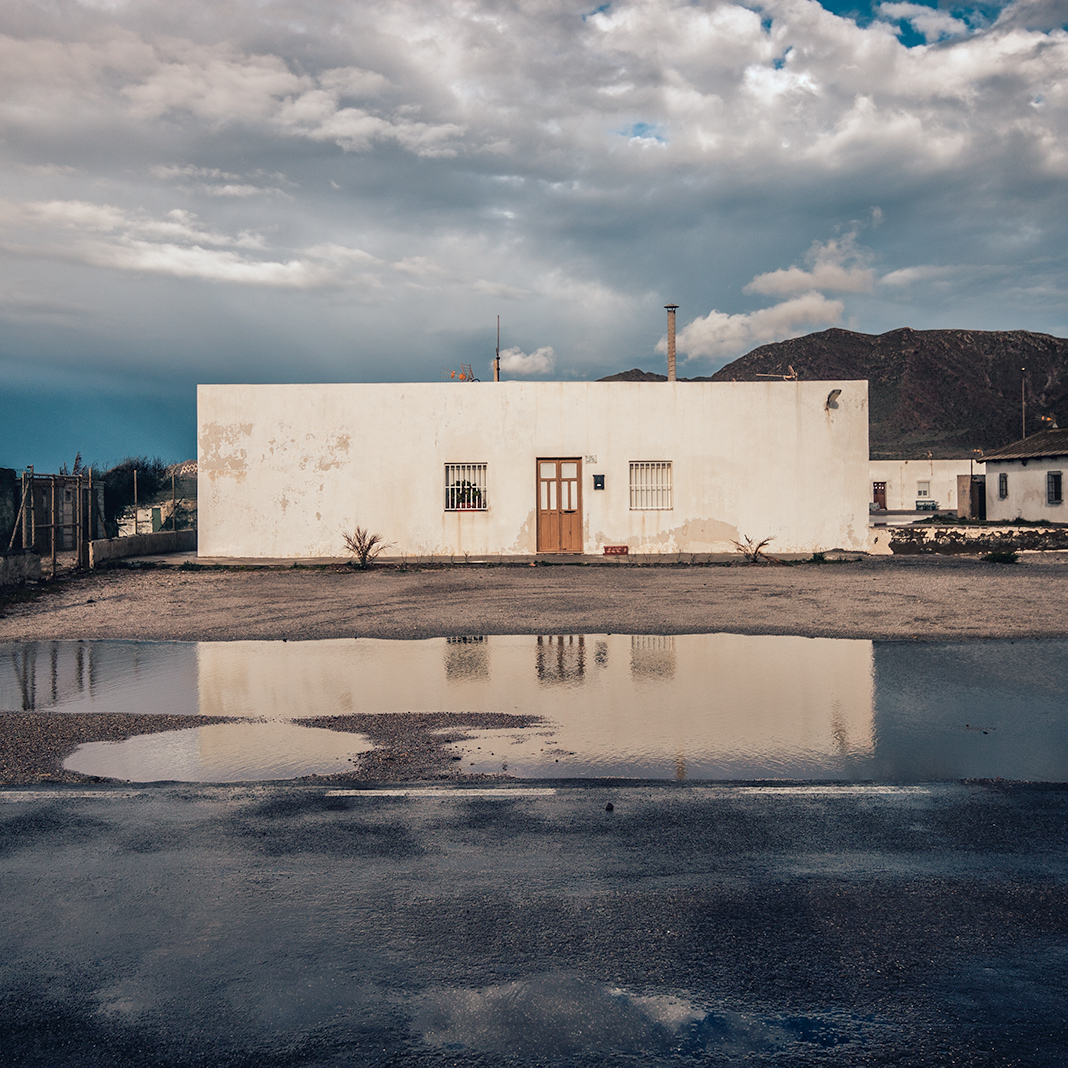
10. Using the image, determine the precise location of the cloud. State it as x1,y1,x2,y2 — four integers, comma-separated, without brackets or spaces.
745,232,875,295
2,0,1068,470
878,3,971,43
669,226,880,360
498,346,556,375
671,292,845,361
0,198,408,289
880,264,960,286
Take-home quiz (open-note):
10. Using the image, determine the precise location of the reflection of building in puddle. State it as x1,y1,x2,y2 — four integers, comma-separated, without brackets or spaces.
194,634,875,777
444,636,489,682
451,634,876,779
631,635,676,681
536,635,585,686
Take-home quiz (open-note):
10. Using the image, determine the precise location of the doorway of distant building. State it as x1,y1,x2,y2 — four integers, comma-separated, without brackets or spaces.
872,481,887,510
537,458,582,553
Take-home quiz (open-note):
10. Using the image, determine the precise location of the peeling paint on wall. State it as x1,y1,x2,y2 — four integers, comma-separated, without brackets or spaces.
199,421,253,483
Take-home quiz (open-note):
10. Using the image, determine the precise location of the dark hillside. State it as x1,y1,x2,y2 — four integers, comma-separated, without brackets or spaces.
601,328,1068,458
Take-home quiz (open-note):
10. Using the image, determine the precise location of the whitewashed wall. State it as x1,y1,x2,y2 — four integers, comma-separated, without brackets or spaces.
985,459,1067,522
197,381,869,558
867,458,974,511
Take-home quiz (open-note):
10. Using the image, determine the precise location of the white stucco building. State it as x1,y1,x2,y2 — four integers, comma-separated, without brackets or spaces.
982,428,1068,523
867,458,975,513
197,380,870,559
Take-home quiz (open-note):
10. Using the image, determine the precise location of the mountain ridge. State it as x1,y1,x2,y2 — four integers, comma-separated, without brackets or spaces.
598,327,1068,458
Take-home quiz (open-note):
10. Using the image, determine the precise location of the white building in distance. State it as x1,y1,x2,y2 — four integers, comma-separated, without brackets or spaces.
982,428,1068,522
197,380,869,559
868,457,976,513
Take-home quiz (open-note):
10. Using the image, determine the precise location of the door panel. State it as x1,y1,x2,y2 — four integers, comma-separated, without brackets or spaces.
537,458,582,553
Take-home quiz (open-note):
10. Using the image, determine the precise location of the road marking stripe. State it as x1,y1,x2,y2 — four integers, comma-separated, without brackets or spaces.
325,788,557,798
0,790,148,801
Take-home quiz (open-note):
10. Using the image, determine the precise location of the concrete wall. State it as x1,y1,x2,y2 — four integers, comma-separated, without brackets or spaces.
868,459,974,511
89,530,197,568
198,381,870,559
985,458,1068,523
0,550,41,587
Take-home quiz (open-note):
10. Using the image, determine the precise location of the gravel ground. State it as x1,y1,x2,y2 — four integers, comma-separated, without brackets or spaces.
1,554,1067,643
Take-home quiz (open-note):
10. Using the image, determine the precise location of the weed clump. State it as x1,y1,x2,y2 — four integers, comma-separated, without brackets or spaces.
343,527,391,569
732,535,781,565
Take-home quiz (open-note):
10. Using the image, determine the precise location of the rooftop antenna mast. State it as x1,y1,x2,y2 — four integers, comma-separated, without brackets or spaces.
494,315,501,382
1021,366,1027,440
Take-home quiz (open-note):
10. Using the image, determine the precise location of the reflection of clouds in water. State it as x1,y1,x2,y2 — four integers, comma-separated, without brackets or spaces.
64,723,372,782
413,973,855,1057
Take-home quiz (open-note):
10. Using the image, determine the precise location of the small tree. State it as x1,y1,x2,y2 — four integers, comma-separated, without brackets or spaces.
342,526,391,569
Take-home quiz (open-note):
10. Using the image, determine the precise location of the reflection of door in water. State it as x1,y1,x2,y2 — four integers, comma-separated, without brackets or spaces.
537,458,582,553
872,481,886,510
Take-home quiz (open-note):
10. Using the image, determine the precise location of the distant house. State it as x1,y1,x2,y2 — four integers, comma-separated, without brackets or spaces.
867,458,975,514
197,380,870,559
981,428,1068,523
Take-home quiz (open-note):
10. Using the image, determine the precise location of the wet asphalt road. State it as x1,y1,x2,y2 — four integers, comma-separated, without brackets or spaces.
2,782,1067,1067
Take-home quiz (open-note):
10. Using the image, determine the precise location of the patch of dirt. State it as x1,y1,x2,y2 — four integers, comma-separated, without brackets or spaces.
298,711,543,782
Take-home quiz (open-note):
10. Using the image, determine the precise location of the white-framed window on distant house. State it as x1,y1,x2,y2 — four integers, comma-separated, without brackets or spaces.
998,473,1008,499
1048,471,1063,506
445,464,488,511
629,461,673,510
916,481,931,498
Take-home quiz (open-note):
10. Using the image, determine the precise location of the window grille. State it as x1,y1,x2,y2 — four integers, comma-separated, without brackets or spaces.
1048,471,1063,506
445,464,488,511
998,473,1008,499
629,461,673,510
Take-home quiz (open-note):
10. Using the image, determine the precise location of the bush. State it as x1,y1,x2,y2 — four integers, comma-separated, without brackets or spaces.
100,457,170,538
981,550,1018,564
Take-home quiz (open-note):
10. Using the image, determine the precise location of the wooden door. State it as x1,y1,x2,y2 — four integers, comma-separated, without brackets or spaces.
872,481,886,510
537,458,582,553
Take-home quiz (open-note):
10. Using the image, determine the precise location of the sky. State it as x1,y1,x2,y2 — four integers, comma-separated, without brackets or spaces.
1,0,1066,471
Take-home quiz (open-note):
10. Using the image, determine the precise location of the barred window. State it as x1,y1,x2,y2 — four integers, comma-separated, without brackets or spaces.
445,464,487,511
629,461,673,510
998,473,1008,499
1048,471,1063,506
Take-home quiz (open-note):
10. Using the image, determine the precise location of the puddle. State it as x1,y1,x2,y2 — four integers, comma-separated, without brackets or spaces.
63,723,373,783
3,635,1068,782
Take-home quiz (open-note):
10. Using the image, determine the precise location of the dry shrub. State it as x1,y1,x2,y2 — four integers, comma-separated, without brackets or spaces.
731,534,782,565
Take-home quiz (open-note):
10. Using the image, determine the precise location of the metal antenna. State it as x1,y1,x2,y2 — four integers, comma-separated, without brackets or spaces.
1022,366,1027,440
494,315,501,382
